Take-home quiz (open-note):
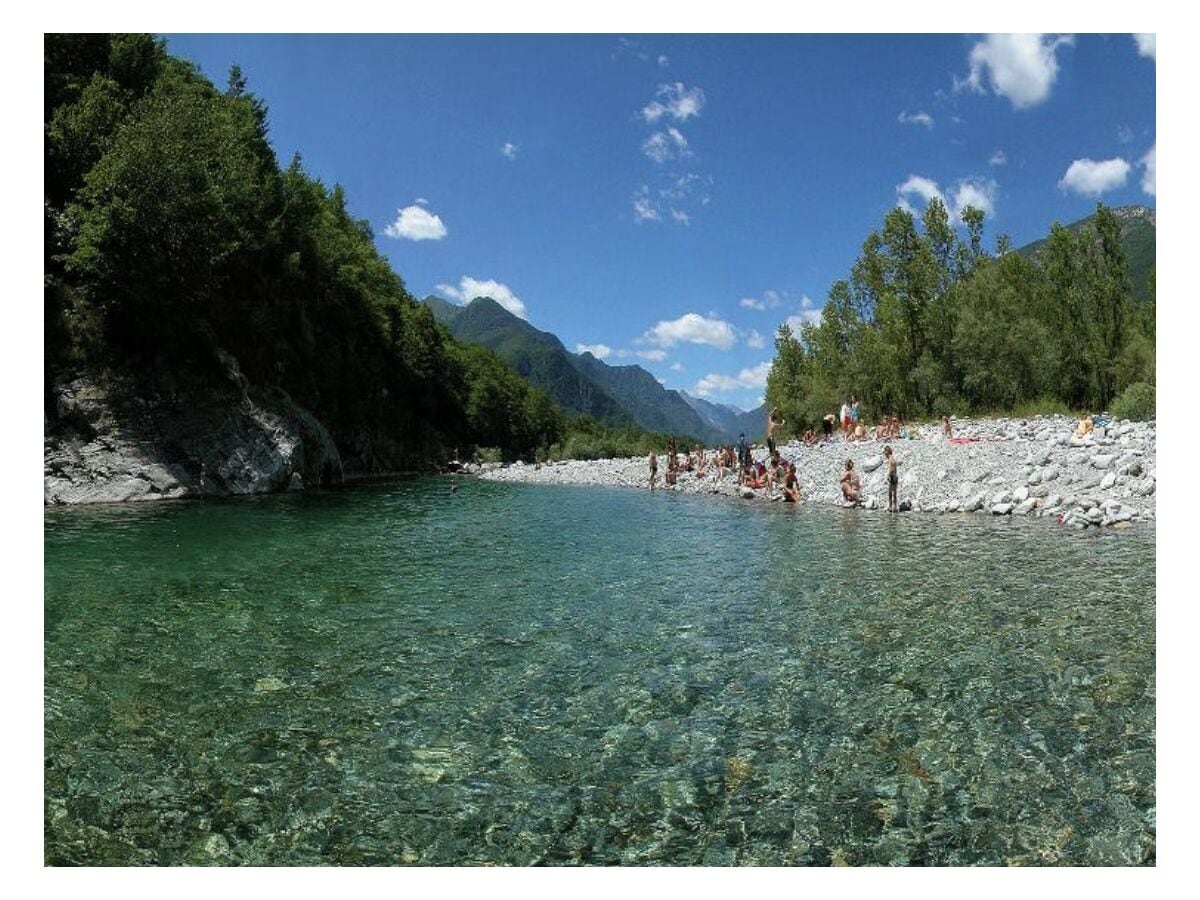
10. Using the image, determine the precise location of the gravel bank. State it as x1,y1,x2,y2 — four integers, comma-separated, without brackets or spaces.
476,415,1155,529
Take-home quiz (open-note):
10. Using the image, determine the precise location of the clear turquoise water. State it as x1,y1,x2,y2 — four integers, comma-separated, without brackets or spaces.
44,478,1155,865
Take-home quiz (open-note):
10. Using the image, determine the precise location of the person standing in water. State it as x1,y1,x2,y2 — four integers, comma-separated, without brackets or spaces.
884,445,899,512
648,451,658,491
737,432,750,483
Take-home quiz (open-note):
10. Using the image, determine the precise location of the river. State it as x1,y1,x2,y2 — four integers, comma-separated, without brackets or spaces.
44,477,1155,865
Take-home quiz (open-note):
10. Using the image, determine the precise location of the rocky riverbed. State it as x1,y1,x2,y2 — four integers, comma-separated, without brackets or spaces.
477,415,1155,530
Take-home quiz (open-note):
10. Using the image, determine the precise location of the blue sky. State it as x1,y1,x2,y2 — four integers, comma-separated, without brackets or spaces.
163,33,1156,411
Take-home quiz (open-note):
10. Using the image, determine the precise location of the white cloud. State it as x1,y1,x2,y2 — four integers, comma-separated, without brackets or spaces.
436,276,526,319
740,290,784,311
896,175,997,219
632,185,659,222
951,178,997,218
383,203,448,241
642,127,690,163
1117,125,1135,145
898,110,934,128
670,209,691,226
1141,144,1156,196
799,295,816,310
501,142,519,160
957,34,1073,110
670,362,685,372
694,361,773,397
746,329,766,349
1058,157,1131,196
641,313,737,350
1134,34,1156,61
658,55,670,68
641,82,706,124
414,197,429,205
990,150,1007,166
785,311,822,331
576,343,612,360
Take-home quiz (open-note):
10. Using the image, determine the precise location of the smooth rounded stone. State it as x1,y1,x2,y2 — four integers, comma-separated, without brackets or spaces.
1013,486,1030,502
1086,507,1104,523
1033,448,1052,466
1121,460,1144,477
1100,472,1116,490
1026,469,1042,486
287,472,304,491
1045,493,1061,509
1014,498,1037,516
1138,479,1155,496
1090,454,1115,469
992,490,1011,506
1042,464,1060,483
991,502,1013,515
740,488,756,499
253,676,288,693
945,498,960,512
863,496,880,509
862,455,883,473
897,498,912,512
1030,484,1050,499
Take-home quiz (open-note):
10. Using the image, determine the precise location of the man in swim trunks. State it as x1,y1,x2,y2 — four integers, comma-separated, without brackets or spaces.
884,445,898,512
767,408,784,456
648,451,657,490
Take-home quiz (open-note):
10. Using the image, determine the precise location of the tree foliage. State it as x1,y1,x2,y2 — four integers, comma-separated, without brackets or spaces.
45,34,564,468
766,200,1155,431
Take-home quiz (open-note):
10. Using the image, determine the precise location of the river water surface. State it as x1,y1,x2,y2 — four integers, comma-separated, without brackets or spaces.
44,478,1155,865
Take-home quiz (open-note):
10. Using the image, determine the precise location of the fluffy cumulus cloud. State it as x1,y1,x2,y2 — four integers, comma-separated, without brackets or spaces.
642,126,690,163
785,311,822,331
990,150,1007,166
957,34,1073,110
694,361,773,397
739,290,783,311
641,313,737,350
1058,157,1131,196
435,276,527,319
746,329,766,349
1134,34,1156,60
898,110,934,128
383,202,448,241
641,82,706,124
1141,144,1156,196
500,142,519,160
896,174,997,219
575,343,612,360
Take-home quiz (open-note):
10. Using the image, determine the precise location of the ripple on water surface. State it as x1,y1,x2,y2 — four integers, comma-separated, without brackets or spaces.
44,479,1155,865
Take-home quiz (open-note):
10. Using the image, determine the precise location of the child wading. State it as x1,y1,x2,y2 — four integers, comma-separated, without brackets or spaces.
884,445,899,512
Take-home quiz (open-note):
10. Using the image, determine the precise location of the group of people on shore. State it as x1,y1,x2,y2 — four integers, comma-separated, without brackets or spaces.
647,400,954,513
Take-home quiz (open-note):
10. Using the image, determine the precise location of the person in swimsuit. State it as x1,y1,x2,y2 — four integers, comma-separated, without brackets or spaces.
648,451,657,490
840,459,861,505
884,445,899,512
767,408,784,456
782,462,801,502
822,412,836,440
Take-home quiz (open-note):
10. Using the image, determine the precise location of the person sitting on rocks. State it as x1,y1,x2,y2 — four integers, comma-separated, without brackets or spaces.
840,459,861,505
941,416,953,438
1075,415,1094,438
782,463,802,503
802,428,819,446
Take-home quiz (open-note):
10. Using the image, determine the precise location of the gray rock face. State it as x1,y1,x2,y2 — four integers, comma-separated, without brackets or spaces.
45,369,342,506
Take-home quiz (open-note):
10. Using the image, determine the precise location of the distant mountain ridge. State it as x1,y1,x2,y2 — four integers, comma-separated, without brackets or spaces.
680,392,768,442
425,295,754,444
1018,204,1155,302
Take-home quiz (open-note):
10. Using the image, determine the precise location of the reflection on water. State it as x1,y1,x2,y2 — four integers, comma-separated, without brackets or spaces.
45,480,1155,865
